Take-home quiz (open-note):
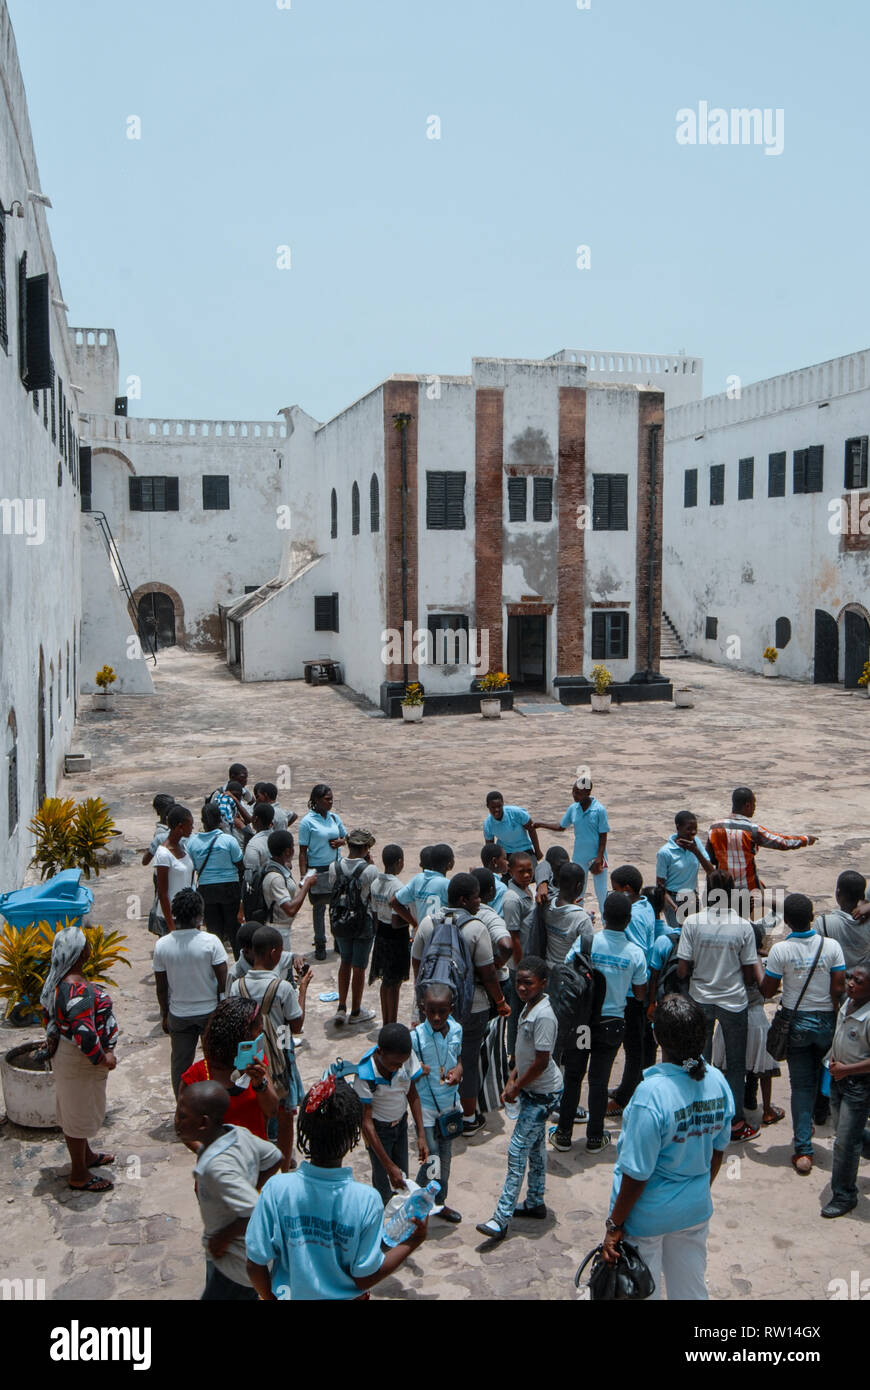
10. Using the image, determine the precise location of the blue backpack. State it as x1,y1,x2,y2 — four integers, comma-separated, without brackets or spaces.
415,909,476,1023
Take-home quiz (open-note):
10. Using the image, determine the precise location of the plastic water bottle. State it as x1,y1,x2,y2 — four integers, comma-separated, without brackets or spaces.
382,1180,441,1247
504,1099,520,1121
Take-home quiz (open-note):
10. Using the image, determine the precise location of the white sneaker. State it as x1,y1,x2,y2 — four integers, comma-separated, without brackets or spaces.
333,1008,347,1027
347,1008,376,1025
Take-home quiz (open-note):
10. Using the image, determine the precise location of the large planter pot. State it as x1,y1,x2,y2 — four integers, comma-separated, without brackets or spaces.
1,1042,59,1129
762,663,778,679
93,691,115,710
674,689,694,709
590,693,612,713
401,704,423,723
480,698,502,720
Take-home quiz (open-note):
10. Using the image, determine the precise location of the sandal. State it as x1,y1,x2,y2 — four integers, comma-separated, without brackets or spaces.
730,1121,759,1142
88,1152,115,1168
68,1176,114,1193
762,1107,785,1126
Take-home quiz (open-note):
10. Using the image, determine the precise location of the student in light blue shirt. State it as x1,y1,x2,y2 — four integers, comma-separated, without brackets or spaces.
483,791,543,863
552,893,647,1154
391,844,453,930
245,1077,426,1300
655,812,714,931
537,780,609,913
412,985,464,1223
479,843,510,913
609,866,658,1114
297,785,347,959
601,994,734,1301
186,802,244,957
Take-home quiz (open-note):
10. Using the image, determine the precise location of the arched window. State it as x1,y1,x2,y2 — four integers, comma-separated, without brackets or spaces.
775,617,791,650
330,489,337,540
351,481,360,536
48,663,54,739
6,711,18,837
370,473,380,532
57,651,62,718
66,642,70,698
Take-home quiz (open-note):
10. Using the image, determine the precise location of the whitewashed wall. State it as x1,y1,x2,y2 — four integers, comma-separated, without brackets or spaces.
664,353,870,680
84,414,291,649
0,0,84,891
79,517,154,695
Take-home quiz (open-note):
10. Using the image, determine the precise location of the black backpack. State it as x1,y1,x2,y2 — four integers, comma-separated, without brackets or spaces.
329,860,370,938
655,939,689,1003
415,909,476,1023
525,902,549,960
554,950,605,1061
246,859,290,925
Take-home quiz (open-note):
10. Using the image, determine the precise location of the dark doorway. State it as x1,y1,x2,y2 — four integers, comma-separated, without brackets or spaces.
36,654,46,807
813,610,838,684
507,615,547,689
843,609,870,688
137,592,176,649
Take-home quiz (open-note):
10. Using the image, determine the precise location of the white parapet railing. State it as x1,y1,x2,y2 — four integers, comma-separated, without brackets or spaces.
81,414,288,443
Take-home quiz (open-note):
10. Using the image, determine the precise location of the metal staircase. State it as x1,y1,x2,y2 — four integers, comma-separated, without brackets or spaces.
83,510,157,665
661,610,689,659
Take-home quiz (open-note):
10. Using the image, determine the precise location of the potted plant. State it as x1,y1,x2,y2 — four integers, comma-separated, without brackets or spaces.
588,664,613,712
763,646,778,678
858,661,870,698
0,919,130,1128
400,682,424,723
93,664,117,710
478,670,510,719
674,687,695,709
28,796,117,880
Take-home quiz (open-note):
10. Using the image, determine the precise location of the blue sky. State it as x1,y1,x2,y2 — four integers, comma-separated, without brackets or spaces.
8,0,869,422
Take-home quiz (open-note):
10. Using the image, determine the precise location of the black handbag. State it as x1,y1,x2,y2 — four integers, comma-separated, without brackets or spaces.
574,1241,656,1301
766,937,824,1062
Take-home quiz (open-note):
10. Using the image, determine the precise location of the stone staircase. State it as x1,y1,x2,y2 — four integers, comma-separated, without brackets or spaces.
661,610,689,659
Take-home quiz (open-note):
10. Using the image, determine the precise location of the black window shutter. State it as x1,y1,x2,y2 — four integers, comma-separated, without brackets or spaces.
351,482,360,535
24,273,52,390
17,252,27,382
0,215,7,352
370,474,379,532
129,477,142,510
610,475,628,528
684,468,698,507
591,612,606,660
738,457,754,500
50,361,56,442
768,452,785,497
314,596,332,631
806,445,824,493
533,476,553,521
608,612,629,659
80,446,92,511
426,472,446,529
331,593,339,632
592,475,610,530
202,475,229,510
165,477,179,511
793,448,807,494
445,472,466,529
710,464,725,506
705,616,718,639
508,476,527,522
330,490,338,539
7,741,18,836
845,437,869,490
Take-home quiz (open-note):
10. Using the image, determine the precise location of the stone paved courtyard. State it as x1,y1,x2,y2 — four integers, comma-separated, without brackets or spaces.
2,649,870,1302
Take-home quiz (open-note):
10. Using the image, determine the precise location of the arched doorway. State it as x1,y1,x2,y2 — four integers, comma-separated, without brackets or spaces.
137,591,177,649
842,606,870,688
36,652,46,807
813,610,838,684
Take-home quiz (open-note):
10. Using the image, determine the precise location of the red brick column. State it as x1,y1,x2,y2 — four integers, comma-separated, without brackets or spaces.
475,389,504,670
634,390,665,674
383,380,420,683
556,387,587,674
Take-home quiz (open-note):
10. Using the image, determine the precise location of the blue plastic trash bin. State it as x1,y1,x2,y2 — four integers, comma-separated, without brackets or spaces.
0,870,94,932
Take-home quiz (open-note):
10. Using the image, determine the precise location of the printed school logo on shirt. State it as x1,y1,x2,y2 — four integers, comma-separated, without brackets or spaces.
671,1094,730,1144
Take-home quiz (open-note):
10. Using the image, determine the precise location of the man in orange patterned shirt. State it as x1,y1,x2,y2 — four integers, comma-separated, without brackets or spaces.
706,787,817,907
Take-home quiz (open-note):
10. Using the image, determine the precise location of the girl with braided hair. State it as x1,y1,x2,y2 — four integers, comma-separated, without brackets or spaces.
245,1078,427,1300
179,997,279,1143
601,994,734,1300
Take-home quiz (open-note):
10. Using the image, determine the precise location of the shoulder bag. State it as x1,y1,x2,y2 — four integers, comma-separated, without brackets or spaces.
574,1240,655,1301
766,936,825,1062
412,1026,464,1139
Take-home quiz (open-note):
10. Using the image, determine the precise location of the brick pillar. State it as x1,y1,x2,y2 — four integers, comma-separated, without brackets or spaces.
633,391,665,677
556,386,587,675
383,381,420,684
475,389,504,670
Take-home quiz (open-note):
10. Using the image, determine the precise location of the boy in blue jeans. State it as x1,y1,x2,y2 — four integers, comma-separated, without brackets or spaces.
823,960,870,1218
413,983,463,1224
476,956,562,1240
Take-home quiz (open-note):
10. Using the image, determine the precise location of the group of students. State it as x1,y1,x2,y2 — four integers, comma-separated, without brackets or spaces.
139,768,870,1300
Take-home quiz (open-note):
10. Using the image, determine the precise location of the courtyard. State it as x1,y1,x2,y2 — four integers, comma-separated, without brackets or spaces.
2,649,869,1302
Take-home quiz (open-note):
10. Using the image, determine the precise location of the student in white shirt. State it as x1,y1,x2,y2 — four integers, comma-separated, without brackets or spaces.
152,805,195,934
153,888,228,1096
243,804,276,886
368,844,409,1026
760,892,846,1175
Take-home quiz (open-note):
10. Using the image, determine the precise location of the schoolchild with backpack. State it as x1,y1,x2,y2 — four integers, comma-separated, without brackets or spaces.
549,892,647,1154
230,926,312,1171
411,873,510,1136
245,830,317,954
475,956,563,1241
328,829,379,1029
352,1023,429,1203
